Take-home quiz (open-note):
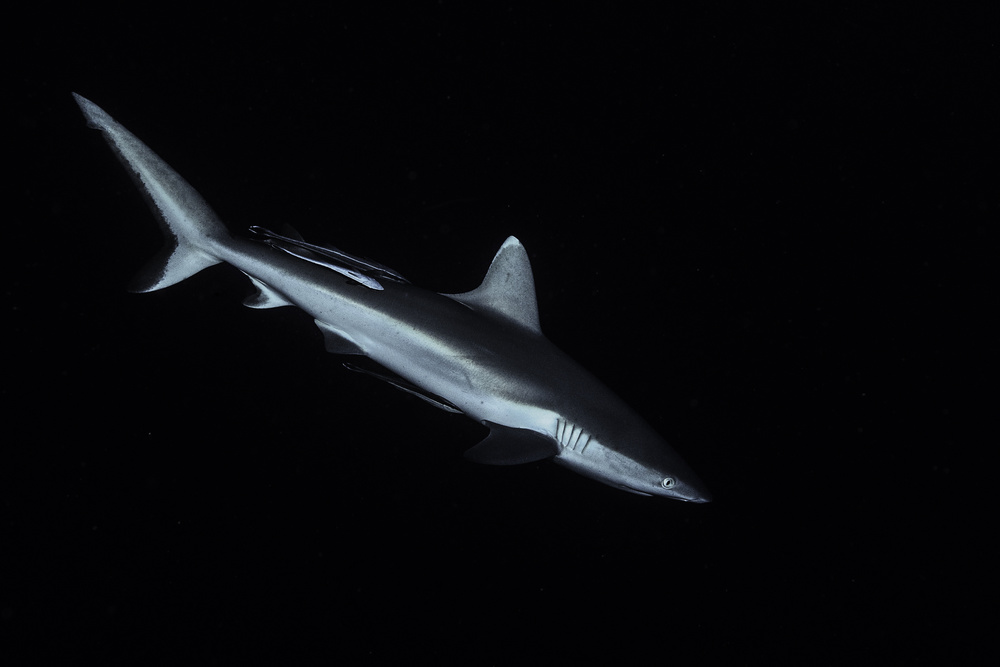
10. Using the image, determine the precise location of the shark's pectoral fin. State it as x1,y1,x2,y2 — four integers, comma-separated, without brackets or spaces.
464,422,561,465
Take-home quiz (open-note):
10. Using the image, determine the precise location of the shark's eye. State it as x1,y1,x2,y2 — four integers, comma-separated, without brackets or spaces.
660,477,676,489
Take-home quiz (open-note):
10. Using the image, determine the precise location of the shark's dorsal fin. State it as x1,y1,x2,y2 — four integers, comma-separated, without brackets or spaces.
446,236,542,334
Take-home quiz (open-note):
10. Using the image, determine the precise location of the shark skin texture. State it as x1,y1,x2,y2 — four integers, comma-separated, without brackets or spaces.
73,93,711,502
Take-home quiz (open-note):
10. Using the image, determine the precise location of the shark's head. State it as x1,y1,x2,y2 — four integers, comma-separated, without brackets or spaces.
551,414,712,502
617,461,713,502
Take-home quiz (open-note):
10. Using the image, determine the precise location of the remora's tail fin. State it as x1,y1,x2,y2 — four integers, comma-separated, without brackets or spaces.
73,93,226,292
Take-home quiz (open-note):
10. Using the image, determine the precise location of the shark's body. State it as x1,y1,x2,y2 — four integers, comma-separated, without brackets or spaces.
74,93,710,502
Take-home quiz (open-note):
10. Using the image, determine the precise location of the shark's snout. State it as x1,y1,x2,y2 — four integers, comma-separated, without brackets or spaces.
677,476,713,503
686,490,713,503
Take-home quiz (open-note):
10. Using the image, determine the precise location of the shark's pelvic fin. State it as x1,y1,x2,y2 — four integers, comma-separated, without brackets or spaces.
464,421,561,465
314,320,366,355
446,236,542,334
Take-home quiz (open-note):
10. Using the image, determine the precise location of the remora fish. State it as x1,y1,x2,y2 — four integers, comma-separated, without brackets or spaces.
74,93,711,502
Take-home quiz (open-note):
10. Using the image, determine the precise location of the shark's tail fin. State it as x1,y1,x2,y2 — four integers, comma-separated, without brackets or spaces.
73,93,227,292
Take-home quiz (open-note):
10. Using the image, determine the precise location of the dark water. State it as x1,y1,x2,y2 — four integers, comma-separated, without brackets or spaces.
6,7,993,664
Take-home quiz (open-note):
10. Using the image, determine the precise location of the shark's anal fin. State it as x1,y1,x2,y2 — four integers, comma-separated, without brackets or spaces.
242,274,295,309
343,362,462,413
464,422,561,465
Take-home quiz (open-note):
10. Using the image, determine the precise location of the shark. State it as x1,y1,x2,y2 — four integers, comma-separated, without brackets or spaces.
73,93,711,502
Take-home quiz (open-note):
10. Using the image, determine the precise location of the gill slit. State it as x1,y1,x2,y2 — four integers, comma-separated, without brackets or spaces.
556,418,595,455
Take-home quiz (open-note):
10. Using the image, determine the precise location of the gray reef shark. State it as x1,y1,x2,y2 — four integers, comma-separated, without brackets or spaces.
73,93,711,502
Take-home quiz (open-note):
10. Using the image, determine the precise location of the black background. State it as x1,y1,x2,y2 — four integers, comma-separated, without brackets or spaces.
5,5,995,664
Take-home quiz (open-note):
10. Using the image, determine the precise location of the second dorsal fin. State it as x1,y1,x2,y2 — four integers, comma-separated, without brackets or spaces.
445,236,541,334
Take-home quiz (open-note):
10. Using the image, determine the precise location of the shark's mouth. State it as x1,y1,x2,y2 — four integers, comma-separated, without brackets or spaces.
617,484,653,497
